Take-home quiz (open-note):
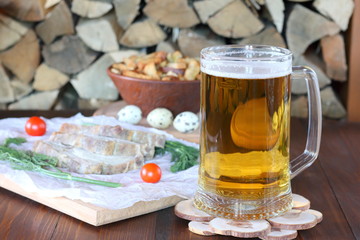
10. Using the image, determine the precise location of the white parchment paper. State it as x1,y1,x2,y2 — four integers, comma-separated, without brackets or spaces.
0,114,199,210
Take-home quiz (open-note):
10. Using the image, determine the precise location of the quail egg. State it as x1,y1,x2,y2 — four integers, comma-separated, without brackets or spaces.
146,108,173,129
173,111,199,133
117,105,142,124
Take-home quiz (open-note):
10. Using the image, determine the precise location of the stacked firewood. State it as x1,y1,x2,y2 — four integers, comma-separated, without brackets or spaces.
0,0,354,119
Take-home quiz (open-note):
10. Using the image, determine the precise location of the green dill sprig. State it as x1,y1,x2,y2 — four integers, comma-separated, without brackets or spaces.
4,137,26,147
155,140,199,173
0,138,121,188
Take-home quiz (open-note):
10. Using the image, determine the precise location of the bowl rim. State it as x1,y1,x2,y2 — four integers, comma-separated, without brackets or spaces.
107,67,200,84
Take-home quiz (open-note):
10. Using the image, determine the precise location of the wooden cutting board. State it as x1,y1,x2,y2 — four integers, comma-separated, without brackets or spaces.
0,103,200,226
0,174,184,226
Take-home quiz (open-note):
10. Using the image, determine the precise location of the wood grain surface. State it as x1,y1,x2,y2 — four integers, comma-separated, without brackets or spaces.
0,110,359,240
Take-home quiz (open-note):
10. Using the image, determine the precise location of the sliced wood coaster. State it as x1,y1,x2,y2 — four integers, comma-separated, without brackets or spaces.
188,221,216,236
267,209,317,230
209,218,271,238
292,193,311,211
174,194,322,239
305,209,323,224
260,228,298,240
174,199,214,222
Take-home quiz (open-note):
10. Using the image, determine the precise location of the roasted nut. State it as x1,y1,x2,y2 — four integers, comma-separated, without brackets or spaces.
143,62,160,80
111,63,128,72
112,51,200,81
184,59,200,80
122,70,154,80
167,62,187,69
167,51,183,62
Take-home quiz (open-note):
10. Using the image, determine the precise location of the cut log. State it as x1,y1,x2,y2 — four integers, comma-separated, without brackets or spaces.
113,0,140,29
0,29,40,83
42,35,98,74
292,194,310,211
291,96,308,118
188,221,216,236
209,218,271,238
244,0,261,11
0,103,6,110
10,79,33,100
174,199,214,222
193,0,234,23
207,0,264,38
264,0,284,33
77,98,112,110
0,64,15,103
156,41,176,53
120,19,166,48
71,0,113,18
71,50,140,100
76,12,123,52
0,13,29,51
71,53,120,100
320,34,348,81
35,1,74,44
313,0,355,31
45,0,61,9
286,4,340,57
0,0,48,21
320,86,347,119
236,25,286,48
0,0,12,7
143,0,200,28
267,209,317,230
178,26,225,58
292,55,331,94
109,50,141,63
8,90,59,110
260,228,298,240
33,63,69,91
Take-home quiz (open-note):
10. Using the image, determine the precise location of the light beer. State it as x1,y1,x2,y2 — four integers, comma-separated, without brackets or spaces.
198,73,291,201
194,44,322,220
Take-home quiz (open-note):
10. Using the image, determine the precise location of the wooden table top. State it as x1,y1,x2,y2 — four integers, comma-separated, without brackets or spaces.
0,110,359,240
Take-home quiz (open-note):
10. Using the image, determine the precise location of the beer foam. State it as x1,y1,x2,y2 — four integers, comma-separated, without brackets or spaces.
201,59,292,79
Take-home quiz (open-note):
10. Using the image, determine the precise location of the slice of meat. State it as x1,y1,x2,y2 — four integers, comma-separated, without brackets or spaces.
33,140,144,174
49,132,153,159
59,123,166,148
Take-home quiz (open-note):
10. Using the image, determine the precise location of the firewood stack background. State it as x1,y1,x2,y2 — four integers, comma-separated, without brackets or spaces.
0,0,355,119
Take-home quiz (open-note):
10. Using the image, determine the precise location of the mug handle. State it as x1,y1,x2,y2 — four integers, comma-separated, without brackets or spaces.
290,66,322,179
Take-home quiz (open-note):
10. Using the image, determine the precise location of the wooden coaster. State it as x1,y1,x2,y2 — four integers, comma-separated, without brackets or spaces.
188,221,216,236
267,209,317,230
292,193,311,211
260,228,298,240
174,194,323,239
174,199,214,222
209,218,271,238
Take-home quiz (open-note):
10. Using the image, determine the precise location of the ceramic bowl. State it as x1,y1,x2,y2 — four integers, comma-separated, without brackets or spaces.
107,68,200,116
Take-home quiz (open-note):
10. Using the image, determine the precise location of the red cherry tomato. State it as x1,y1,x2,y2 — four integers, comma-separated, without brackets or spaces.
25,116,46,136
140,163,162,183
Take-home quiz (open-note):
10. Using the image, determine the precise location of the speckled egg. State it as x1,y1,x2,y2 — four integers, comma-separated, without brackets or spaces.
173,111,199,133
117,105,142,124
146,108,173,129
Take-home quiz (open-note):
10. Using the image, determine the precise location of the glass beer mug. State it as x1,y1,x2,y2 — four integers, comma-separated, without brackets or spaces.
194,45,322,220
